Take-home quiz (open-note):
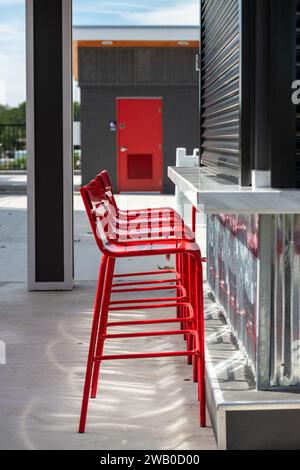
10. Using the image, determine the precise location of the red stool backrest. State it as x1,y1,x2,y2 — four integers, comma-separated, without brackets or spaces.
99,170,118,213
100,169,113,190
80,179,115,252
94,174,119,231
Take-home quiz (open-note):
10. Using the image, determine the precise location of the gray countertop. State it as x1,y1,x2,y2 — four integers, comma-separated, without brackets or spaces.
168,166,300,214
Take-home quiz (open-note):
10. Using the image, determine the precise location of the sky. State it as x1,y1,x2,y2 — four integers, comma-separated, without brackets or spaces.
0,0,199,107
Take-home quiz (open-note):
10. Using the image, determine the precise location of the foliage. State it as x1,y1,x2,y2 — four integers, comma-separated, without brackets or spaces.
0,155,27,171
0,102,26,125
73,101,80,121
0,101,81,124
0,151,82,171
0,101,81,170
74,149,81,169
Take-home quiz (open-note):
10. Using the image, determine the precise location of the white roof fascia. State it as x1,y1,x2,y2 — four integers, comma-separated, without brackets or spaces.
73,26,199,42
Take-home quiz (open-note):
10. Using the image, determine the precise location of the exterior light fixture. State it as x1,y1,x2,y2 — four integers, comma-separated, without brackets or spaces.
177,41,189,46
101,40,113,45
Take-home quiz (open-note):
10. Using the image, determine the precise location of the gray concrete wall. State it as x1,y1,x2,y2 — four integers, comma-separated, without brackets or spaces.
81,86,199,192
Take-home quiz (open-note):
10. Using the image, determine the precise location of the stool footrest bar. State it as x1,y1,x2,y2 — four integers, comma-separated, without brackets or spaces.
112,278,179,288
108,301,191,311
109,295,186,306
102,329,197,340
113,270,178,278
107,316,193,327
94,350,199,362
111,284,184,294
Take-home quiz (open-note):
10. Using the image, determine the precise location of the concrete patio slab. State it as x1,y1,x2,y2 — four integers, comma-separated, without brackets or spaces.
0,281,216,450
0,173,82,194
0,193,214,450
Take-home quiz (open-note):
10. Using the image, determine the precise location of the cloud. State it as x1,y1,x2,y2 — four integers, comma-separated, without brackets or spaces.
0,0,23,4
0,0,199,105
125,0,199,25
73,0,199,25
75,1,154,14
0,22,23,37
73,0,157,24
0,54,25,106
0,0,27,105
0,17,25,106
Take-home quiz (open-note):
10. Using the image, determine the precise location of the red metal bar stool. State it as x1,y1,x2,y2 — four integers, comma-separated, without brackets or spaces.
94,175,199,343
78,179,206,433
89,176,200,348
96,172,199,331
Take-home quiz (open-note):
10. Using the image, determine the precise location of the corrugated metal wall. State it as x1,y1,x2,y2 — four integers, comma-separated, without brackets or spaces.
207,213,300,388
207,214,258,369
78,47,198,86
200,0,240,182
270,214,300,387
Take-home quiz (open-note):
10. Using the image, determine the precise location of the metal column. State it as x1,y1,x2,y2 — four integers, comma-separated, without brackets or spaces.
26,0,73,290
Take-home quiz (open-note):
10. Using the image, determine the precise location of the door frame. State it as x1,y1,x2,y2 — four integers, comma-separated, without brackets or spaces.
116,96,163,193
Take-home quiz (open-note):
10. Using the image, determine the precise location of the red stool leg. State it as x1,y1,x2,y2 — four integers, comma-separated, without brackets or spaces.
193,334,198,383
179,254,184,325
187,254,194,364
194,250,206,427
185,305,193,357
190,253,200,376
186,254,191,303
181,253,189,340
91,257,116,399
197,351,206,427
189,255,197,318
197,354,205,426
192,205,197,234
176,254,181,319
191,255,198,373
78,255,108,433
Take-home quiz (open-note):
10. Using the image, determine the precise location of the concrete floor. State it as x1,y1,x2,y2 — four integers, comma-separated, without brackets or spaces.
0,173,82,194
0,194,216,450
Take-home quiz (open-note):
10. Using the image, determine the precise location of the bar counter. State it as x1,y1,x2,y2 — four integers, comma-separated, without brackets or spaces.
168,166,300,214
169,165,300,449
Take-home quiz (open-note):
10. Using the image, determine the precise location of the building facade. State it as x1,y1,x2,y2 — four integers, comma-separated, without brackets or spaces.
74,26,200,192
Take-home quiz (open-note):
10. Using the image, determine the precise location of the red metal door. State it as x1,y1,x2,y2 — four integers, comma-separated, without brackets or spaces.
117,97,163,192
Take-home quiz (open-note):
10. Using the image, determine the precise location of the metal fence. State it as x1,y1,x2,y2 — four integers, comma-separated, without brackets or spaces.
0,124,27,170
0,124,81,172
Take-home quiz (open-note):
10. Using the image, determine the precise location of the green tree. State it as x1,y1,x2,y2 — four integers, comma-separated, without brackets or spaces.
73,101,80,121
0,103,26,159
0,101,80,124
0,102,26,125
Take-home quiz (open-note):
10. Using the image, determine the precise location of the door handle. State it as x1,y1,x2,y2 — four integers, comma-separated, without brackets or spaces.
120,147,128,153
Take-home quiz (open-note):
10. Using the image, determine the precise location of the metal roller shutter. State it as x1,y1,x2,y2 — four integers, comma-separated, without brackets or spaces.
297,0,300,186
200,0,240,182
